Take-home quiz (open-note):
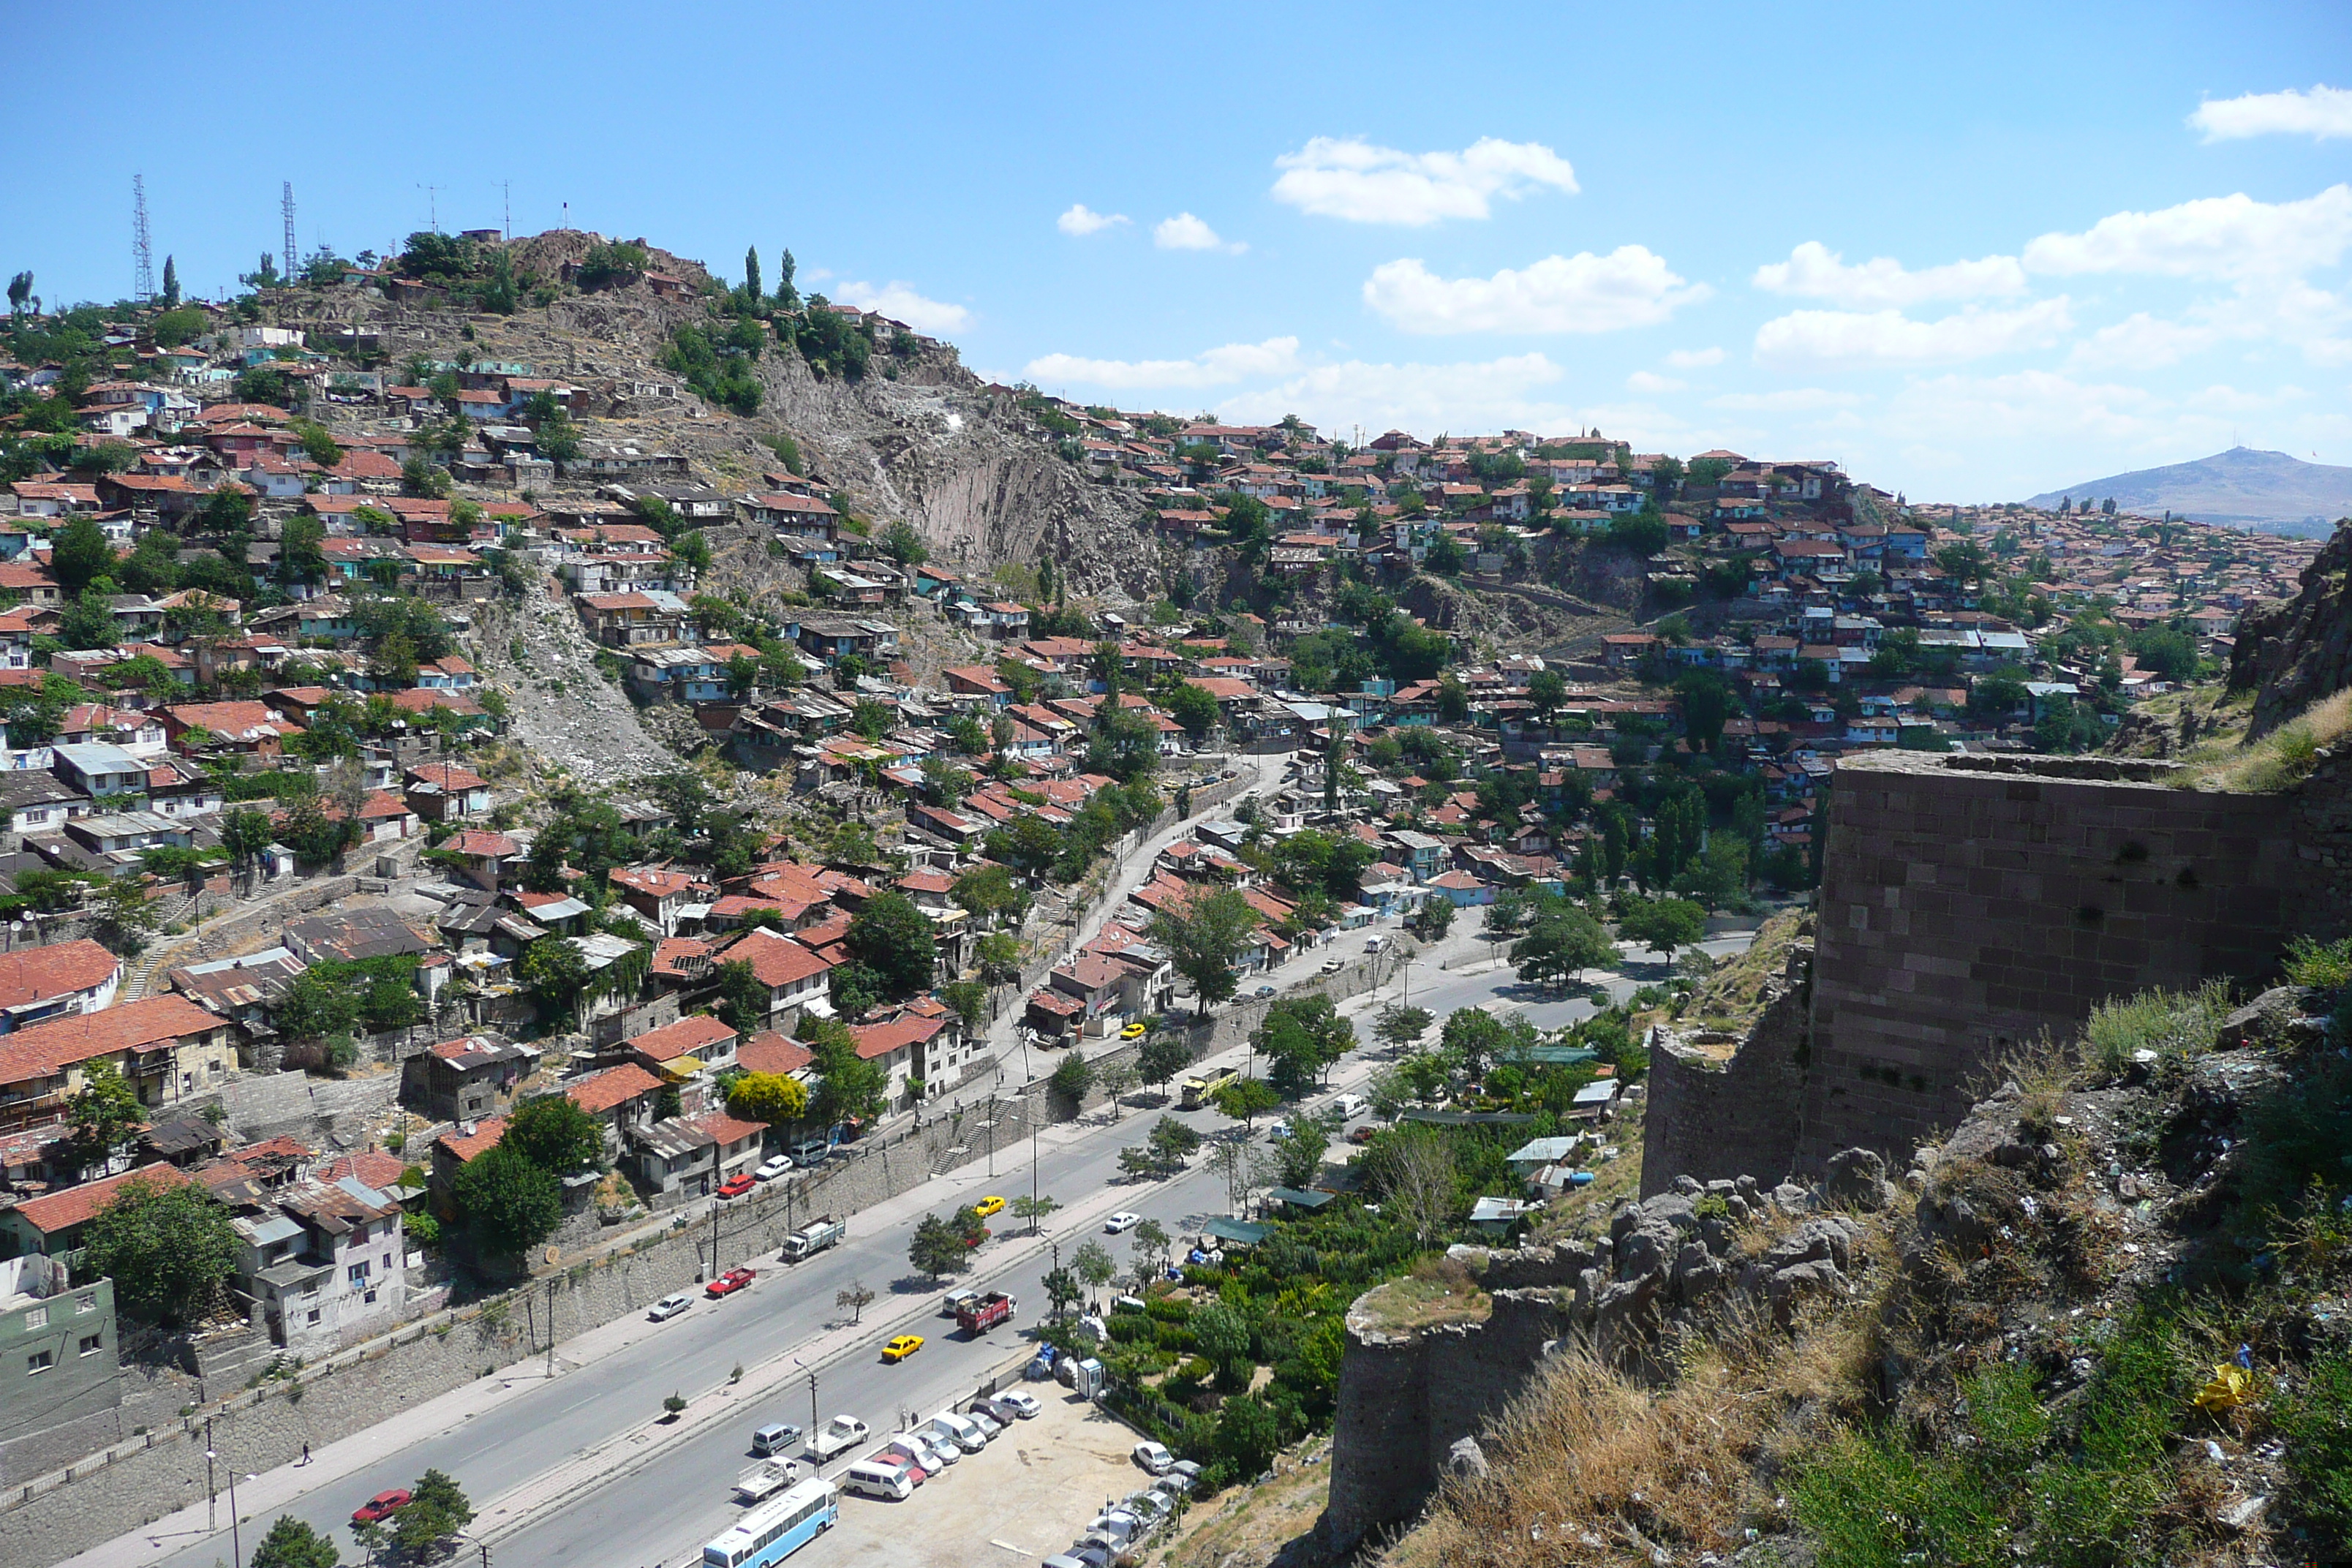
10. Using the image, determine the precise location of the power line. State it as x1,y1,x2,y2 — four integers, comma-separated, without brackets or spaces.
132,174,154,303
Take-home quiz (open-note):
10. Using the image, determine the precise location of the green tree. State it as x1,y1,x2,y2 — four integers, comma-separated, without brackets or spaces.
1375,1005,1433,1049
1618,894,1707,958
728,1070,810,1127
1511,896,1615,990
1273,1116,1330,1189
1049,1050,1095,1103
742,246,763,307
453,1142,562,1258
908,1213,970,1278
844,890,938,1001
519,937,591,1026
1041,1264,1081,1319
80,1175,238,1326
1411,896,1456,940
1012,1193,1058,1235
1072,1238,1117,1308
1213,1076,1280,1131
1147,888,1259,1014
50,515,116,597
1137,1033,1191,1093
249,1515,339,1568
712,958,768,1034
1253,995,1353,1099
1166,682,1219,742
1149,1115,1202,1169
1675,670,1734,754
503,1093,606,1175
392,1469,473,1561
159,255,180,309
63,1060,146,1177
805,1017,888,1127
879,521,928,565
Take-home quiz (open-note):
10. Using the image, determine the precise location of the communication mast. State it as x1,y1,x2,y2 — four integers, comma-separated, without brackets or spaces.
282,181,297,283
132,174,154,303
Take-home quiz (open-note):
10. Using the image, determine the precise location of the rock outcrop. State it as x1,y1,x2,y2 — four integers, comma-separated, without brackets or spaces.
2231,517,2352,739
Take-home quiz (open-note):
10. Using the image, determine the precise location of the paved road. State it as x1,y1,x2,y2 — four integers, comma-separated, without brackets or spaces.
105,898,1754,1568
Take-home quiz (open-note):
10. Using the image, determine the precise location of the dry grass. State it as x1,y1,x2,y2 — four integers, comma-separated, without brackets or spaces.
2180,687,2352,793
1392,1296,1885,1568
1679,911,1808,1035
1354,1256,1492,1335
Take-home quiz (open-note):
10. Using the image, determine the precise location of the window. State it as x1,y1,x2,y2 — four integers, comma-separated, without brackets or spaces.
21,1307,45,1330
306,1308,320,1325
78,1335,100,1357
347,1262,370,1286
74,1293,95,1314
26,1351,51,1374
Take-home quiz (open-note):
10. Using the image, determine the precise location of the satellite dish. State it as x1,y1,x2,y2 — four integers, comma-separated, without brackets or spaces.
544,1245,560,1264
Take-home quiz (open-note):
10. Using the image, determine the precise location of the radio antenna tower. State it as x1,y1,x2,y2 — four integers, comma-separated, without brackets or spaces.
281,182,298,283
132,174,154,302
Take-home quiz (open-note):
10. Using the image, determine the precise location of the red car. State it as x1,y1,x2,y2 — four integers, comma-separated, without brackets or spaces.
706,1267,757,1298
716,1174,757,1199
353,1489,411,1526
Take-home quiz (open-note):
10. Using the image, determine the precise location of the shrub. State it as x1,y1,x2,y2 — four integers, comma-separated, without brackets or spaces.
2081,981,2231,1075
2280,1352,2352,1534
2285,935,2352,997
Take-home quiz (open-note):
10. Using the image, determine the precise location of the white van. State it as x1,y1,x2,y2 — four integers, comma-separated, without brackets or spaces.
841,1461,914,1501
1332,1094,1368,1120
924,1411,987,1453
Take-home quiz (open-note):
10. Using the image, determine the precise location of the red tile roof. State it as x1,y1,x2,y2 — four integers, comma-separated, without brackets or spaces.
10,1161,189,1236
736,1030,813,1077
566,1063,663,1115
434,1115,508,1164
0,938,120,1010
627,1014,737,1063
0,995,222,1083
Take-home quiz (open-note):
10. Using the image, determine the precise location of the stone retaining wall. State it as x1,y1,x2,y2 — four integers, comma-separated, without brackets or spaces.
1640,942,1812,1198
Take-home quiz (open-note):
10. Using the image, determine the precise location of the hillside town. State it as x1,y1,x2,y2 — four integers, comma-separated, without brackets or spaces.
0,231,2334,1568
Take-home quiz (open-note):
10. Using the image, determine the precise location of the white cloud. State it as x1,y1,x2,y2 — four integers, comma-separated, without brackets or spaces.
1753,298,2075,366
2022,184,2352,281
1022,337,1302,391
1626,371,1686,394
1706,388,1866,412
2068,278,2352,369
1665,346,1725,369
1362,246,1708,334
2068,312,2220,371
2190,84,2352,142
1057,203,1128,236
1153,214,1245,253
1270,135,1578,225
1752,240,2027,308
834,280,969,333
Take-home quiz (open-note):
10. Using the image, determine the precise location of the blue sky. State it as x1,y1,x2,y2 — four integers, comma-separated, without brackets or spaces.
7,1,2349,500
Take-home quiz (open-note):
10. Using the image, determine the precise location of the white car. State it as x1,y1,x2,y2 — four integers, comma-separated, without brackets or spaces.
1320,958,1344,973
647,1292,693,1322
1104,1212,1142,1234
992,1390,1041,1420
1133,1440,1175,1474
754,1155,793,1182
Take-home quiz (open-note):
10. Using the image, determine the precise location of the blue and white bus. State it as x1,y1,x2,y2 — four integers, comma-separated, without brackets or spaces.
703,1477,838,1568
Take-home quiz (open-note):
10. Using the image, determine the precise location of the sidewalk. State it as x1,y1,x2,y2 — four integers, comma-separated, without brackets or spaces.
60,1085,1172,1568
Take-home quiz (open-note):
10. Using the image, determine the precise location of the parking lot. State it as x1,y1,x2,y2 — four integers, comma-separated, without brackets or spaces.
824,1389,1159,1568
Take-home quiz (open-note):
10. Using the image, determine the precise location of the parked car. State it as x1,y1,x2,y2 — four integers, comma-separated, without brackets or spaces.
352,1490,410,1526
1319,958,1344,973
1133,1440,1175,1474
715,1173,756,1199
1104,1212,1141,1233
1164,1459,1203,1493
1349,1124,1379,1145
754,1155,793,1182
648,1292,693,1321
992,1390,1042,1419
1254,984,1276,998
880,1333,925,1363
706,1267,757,1298
972,1194,1006,1219
1119,1022,1147,1040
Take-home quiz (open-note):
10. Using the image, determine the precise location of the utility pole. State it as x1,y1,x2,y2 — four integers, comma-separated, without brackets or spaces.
226,1452,243,1568
545,1278,557,1376
204,1417,216,1532
986,1091,995,1177
502,180,511,242
418,184,442,235
807,1371,818,1431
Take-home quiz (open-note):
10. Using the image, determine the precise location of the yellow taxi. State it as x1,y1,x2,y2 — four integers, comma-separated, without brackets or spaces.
881,1334,925,1363
1120,1022,1148,1040
972,1195,1006,1220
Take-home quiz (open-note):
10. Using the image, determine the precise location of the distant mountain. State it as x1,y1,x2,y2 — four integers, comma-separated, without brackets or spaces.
2024,447,2352,537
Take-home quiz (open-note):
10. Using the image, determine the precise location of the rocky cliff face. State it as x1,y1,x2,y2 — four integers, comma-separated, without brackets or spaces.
2231,516,2352,739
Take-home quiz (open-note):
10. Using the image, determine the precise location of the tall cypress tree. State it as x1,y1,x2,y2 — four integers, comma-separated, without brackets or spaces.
743,246,761,307
160,255,179,309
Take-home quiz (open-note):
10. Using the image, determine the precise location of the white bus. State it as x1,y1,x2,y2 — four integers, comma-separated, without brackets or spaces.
703,1477,838,1568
